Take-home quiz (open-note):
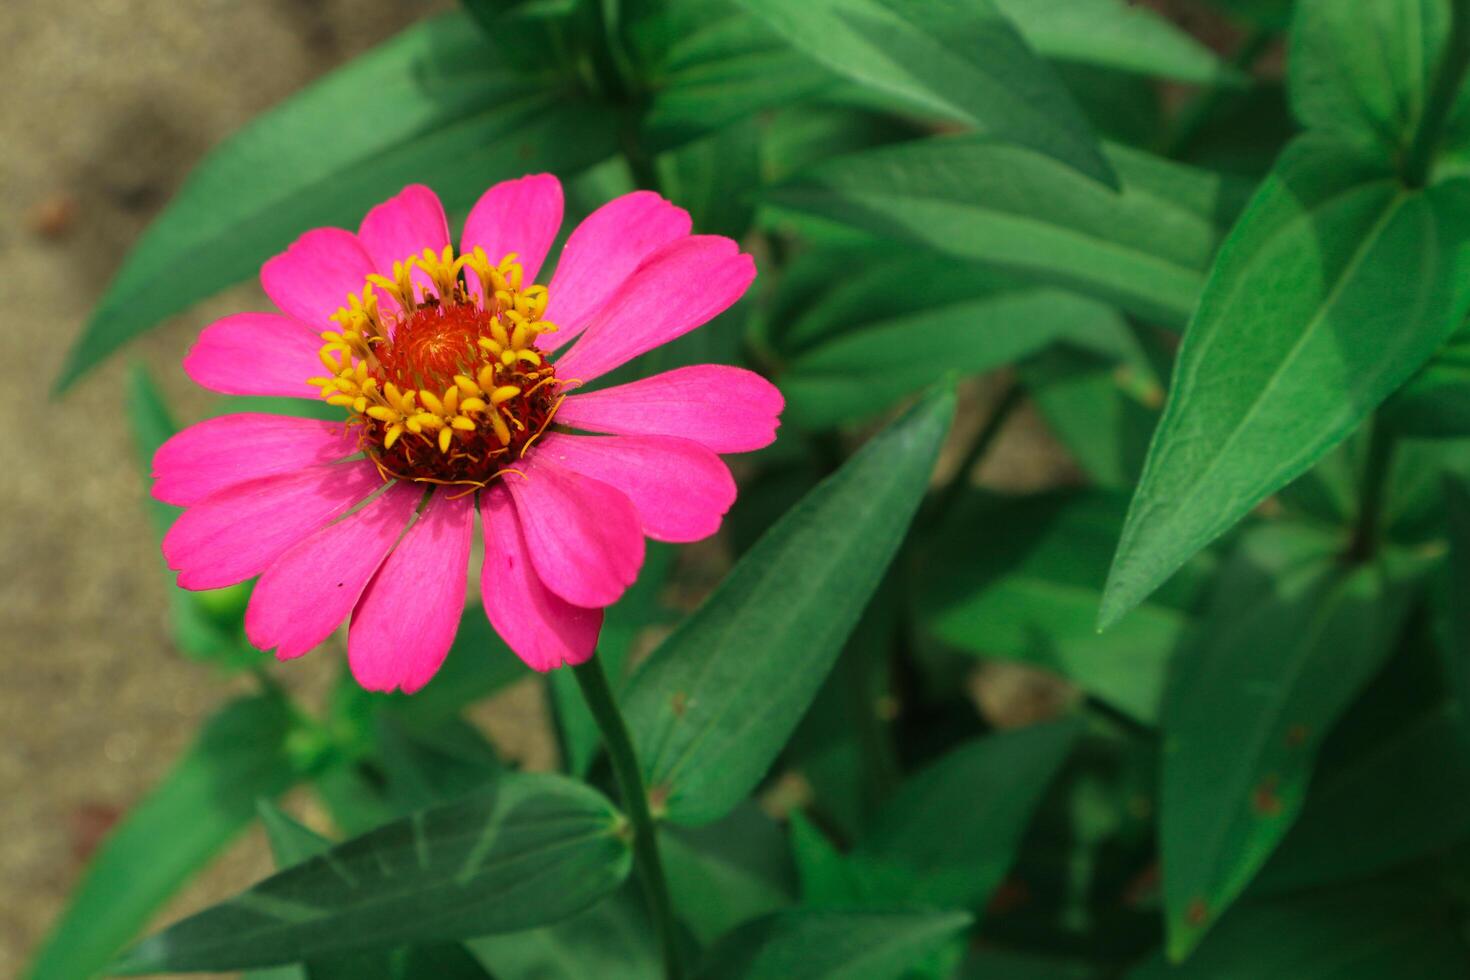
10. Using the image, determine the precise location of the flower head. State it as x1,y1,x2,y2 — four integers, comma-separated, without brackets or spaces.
154,176,781,691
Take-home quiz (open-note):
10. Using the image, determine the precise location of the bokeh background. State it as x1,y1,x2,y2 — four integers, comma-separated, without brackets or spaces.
2,1,1237,975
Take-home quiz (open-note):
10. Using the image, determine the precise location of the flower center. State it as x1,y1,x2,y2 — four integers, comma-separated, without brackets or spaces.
308,246,563,487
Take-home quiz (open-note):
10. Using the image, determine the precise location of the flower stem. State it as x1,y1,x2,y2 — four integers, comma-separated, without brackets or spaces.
1404,0,1470,188
572,655,682,979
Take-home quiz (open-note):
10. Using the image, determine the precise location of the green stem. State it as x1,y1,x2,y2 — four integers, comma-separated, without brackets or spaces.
1404,0,1470,188
573,656,683,979
1347,416,1396,563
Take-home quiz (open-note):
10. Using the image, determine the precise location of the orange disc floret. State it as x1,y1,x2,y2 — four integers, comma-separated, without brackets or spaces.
306,248,564,488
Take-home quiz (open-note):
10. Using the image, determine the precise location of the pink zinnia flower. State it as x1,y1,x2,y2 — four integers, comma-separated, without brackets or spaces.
153,176,781,691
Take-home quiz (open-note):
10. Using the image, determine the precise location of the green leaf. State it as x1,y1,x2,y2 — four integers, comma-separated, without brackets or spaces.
1290,0,1446,154
789,812,870,908
1203,0,1294,30
112,773,632,973
376,716,503,813
26,694,302,980
622,386,954,824
1158,523,1426,959
1130,883,1470,978
644,9,835,152
58,11,618,391
992,0,1243,86
253,803,494,980
695,909,974,980
736,0,1115,186
466,885,657,979
916,491,1204,724
769,138,1250,327
662,804,797,944
1100,137,1470,628
1259,704,1470,891
853,718,1081,911
784,288,1126,429
656,115,763,239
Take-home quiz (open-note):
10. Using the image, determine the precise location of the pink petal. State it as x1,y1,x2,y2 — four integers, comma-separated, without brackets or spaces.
540,192,693,352
348,490,475,694
245,483,420,660
553,237,756,383
506,458,645,609
357,184,451,285
260,228,377,329
183,313,324,399
153,414,358,507
480,484,603,671
535,433,734,543
460,174,564,284
557,364,784,454
163,460,384,591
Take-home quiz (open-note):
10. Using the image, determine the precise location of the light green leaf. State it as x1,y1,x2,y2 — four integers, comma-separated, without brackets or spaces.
1130,884,1469,978
1290,0,1446,154
784,288,1126,429
916,491,1205,724
662,804,797,944
695,909,973,980
26,694,302,980
1100,138,1470,628
112,774,631,973
769,138,1249,327
853,719,1081,911
623,386,954,825
993,0,1242,86
736,0,1115,185
58,11,617,391
789,813,869,908
1158,523,1427,959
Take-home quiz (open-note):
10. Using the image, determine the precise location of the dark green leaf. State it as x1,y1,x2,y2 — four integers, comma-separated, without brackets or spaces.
1100,138,1470,627
1130,883,1469,978
466,885,657,979
376,716,502,813
59,12,617,391
1290,0,1446,154
916,491,1204,724
769,138,1250,327
853,718,1081,911
26,694,302,980
695,909,973,980
993,0,1242,86
623,386,953,824
656,115,762,239
736,0,1116,185
1158,523,1426,958
113,774,631,973
784,288,1126,429
662,804,797,943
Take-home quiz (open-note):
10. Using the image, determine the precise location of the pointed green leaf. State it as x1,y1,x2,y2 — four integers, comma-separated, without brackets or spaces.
1291,0,1447,154
58,12,617,391
736,0,1115,186
1131,883,1469,978
993,0,1243,86
853,719,1081,911
769,139,1249,327
1100,137,1470,627
1158,523,1427,959
696,909,973,980
26,695,301,980
624,386,954,825
112,774,631,973
784,288,1125,429
466,885,657,980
